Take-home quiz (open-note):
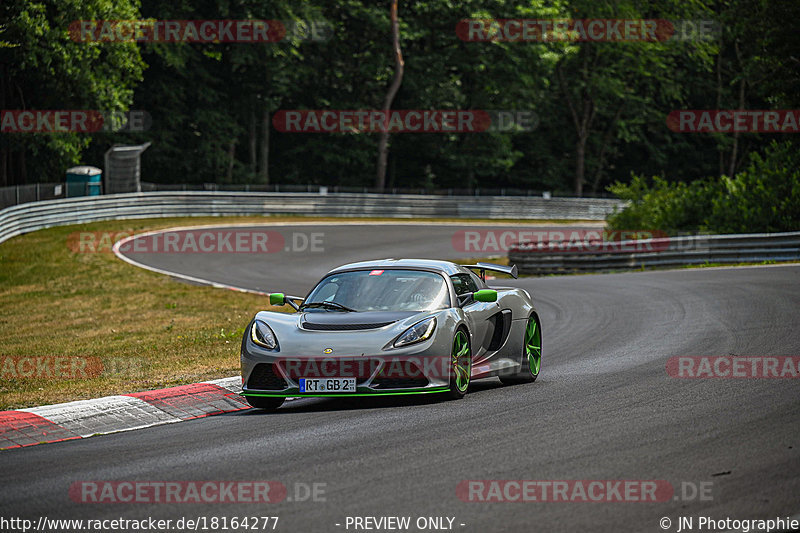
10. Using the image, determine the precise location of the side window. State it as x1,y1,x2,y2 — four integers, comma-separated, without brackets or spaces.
450,274,478,296
468,271,485,289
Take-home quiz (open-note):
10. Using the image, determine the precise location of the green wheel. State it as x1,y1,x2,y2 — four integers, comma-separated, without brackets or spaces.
246,396,285,410
445,329,471,400
500,315,541,385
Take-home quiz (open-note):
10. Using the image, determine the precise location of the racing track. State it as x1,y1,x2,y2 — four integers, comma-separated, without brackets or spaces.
1,223,798,533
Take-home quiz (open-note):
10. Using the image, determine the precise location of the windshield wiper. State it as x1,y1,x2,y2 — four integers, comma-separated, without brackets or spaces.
299,301,357,312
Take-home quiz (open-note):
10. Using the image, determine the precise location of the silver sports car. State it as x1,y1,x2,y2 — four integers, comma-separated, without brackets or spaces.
240,259,541,410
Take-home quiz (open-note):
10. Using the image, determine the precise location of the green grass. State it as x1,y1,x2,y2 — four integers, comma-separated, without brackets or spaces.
0,217,286,409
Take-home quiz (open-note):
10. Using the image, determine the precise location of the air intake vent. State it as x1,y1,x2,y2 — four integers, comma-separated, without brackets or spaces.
246,363,287,390
301,321,393,331
279,358,379,384
372,376,429,389
371,362,429,389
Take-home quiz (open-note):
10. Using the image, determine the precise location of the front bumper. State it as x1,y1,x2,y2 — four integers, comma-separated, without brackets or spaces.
241,355,453,398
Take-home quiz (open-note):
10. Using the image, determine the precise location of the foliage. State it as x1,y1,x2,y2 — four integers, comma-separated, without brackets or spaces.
0,0,144,181
607,141,800,234
1,0,798,197
706,141,800,233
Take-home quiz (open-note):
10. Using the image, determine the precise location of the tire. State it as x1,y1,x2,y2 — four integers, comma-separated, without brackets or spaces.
445,329,472,400
246,396,285,410
500,315,541,385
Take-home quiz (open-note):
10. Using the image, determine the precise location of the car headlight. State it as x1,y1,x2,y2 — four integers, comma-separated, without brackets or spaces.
394,317,436,348
251,320,278,349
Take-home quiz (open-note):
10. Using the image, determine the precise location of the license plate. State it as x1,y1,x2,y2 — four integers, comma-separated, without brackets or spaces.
299,377,356,393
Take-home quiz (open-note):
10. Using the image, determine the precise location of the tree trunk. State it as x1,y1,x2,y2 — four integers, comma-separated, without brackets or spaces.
728,41,745,178
590,104,623,194
0,148,7,187
226,140,236,183
575,138,586,197
18,151,26,185
556,56,594,198
376,0,404,191
716,50,725,178
249,108,257,180
260,109,270,185
388,153,396,188
0,63,7,186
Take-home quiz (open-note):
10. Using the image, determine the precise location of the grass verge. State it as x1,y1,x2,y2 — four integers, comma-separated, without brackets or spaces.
0,217,284,409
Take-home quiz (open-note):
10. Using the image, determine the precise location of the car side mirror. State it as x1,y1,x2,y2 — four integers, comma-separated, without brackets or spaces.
269,292,302,311
473,289,498,302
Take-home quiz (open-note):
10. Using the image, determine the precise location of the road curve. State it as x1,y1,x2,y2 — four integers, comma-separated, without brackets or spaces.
112,222,603,295
1,224,798,533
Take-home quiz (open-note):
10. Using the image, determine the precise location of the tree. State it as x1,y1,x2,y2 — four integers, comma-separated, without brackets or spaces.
375,0,404,190
548,0,717,196
0,0,144,185
6,0,790,195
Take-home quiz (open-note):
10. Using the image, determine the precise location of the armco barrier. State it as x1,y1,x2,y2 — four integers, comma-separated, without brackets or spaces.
0,191,623,245
509,231,800,274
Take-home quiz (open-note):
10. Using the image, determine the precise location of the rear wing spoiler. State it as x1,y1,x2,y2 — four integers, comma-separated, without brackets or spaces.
464,262,518,281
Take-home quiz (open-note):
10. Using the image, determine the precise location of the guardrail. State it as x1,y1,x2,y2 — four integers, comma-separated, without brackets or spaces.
0,191,624,245
509,232,800,274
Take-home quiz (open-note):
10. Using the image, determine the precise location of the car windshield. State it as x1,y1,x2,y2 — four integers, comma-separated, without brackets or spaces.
303,269,450,312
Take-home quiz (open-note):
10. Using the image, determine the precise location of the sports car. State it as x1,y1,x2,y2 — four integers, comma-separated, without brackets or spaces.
240,259,541,409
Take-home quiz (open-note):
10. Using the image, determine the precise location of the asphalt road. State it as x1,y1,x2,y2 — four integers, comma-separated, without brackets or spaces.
116,222,603,295
2,224,798,533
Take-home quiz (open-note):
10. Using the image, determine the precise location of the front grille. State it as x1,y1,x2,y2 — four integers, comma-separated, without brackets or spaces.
301,321,393,331
246,363,288,390
371,362,429,389
278,358,379,385
371,376,430,389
